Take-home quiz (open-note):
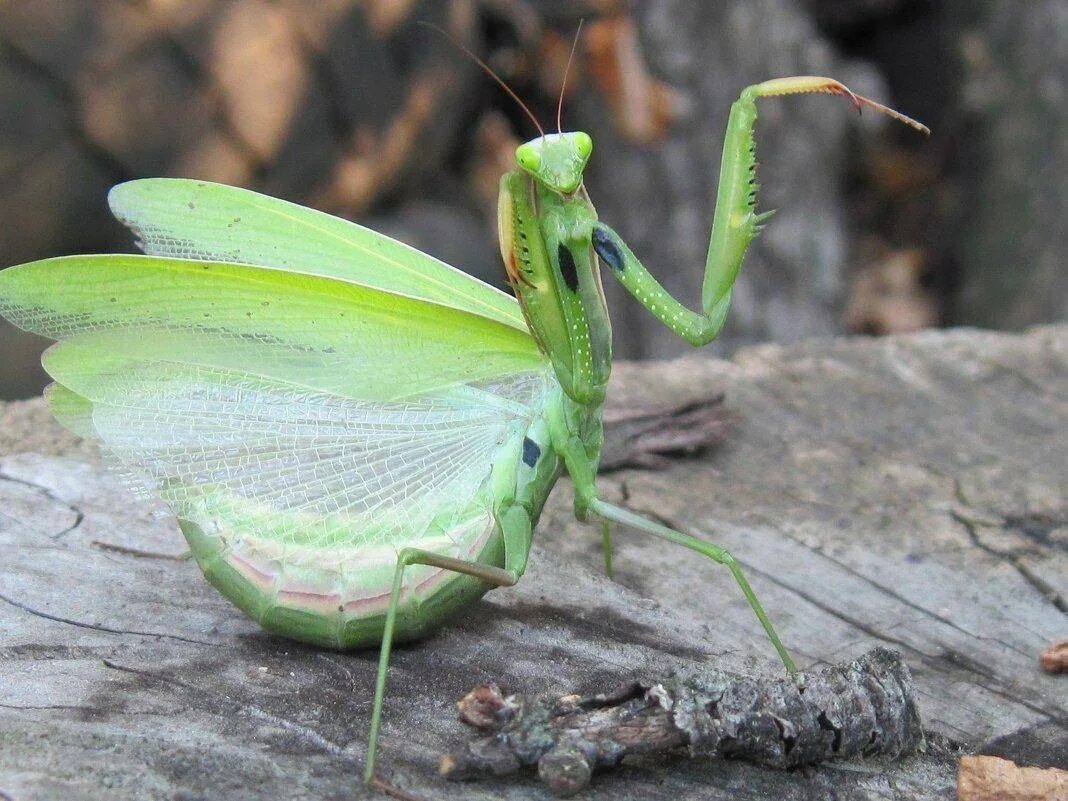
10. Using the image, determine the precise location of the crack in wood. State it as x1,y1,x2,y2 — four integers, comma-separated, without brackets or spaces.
599,491,1059,715
100,658,358,763
0,592,221,648
748,559,1064,721
613,455,1065,725
951,480,1068,614
0,703,95,712
0,469,85,541
768,524,1038,661
1004,512,1068,556
0,643,120,661
246,705,354,758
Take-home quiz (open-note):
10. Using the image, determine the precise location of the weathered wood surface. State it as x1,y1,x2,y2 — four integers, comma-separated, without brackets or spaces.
1,326,1065,800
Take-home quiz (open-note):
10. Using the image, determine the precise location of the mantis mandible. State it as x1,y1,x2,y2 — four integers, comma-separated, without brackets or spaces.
0,45,928,788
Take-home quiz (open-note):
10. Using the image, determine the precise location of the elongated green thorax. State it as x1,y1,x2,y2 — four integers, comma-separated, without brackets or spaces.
498,132,611,407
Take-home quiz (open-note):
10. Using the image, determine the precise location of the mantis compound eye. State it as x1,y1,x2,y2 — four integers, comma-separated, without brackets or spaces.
516,144,542,173
574,132,593,159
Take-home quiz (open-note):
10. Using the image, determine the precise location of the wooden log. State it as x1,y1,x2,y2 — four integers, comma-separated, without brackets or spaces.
1,326,1065,800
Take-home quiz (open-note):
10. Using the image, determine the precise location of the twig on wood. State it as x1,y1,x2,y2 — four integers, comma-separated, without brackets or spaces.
91,540,192,560
600,395,727,471
440,647,923,796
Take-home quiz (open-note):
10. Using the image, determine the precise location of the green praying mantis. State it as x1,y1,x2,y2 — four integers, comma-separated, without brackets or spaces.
0,48,927,789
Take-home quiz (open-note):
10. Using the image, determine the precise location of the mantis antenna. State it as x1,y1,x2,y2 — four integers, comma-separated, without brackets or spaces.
419,20,546,138
557,20,584,133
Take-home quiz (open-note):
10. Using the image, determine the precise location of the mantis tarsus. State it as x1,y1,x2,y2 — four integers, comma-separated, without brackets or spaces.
0,55,928,789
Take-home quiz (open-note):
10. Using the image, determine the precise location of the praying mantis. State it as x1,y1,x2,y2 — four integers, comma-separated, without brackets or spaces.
0,46,928,789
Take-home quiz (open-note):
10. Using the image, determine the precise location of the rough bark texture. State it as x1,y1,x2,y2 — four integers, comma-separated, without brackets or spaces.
441,647,923,795
1,326,1066,801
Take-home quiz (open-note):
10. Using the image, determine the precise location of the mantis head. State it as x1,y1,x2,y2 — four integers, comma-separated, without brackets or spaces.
422,20,591,195
515,132,593,196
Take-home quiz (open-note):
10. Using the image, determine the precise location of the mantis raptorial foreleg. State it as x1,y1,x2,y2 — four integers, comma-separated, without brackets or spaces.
592,77,929,344
365,504,533,785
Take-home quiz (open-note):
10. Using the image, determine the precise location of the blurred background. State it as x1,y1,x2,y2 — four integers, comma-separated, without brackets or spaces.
0,0,1064,400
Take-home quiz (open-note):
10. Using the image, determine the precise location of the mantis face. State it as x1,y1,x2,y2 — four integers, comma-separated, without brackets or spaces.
514,132,593,196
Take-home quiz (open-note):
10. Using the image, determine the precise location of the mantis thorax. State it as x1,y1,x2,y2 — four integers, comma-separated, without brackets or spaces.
499,131,611,410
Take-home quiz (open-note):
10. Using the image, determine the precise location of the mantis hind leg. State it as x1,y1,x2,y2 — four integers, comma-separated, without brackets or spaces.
588,497,796,675
364,547,519,786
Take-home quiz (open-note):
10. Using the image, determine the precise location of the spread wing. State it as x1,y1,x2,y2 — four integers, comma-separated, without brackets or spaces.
108,178,527,332
0,255,553,553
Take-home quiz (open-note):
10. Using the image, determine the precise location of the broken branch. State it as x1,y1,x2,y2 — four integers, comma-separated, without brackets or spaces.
600,395,727,471
440,647,923,796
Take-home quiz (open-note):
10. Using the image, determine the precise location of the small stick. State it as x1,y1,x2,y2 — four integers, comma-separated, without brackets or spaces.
91,540,192,560
441,647,923,796
600,395,728,471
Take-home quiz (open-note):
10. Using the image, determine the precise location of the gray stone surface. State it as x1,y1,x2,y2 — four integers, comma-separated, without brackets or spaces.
1,325,1066,800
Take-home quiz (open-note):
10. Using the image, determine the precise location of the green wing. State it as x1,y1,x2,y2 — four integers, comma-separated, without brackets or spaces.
108,178,526,332
0,255,541,401
43,381,96,439
0,254,553,556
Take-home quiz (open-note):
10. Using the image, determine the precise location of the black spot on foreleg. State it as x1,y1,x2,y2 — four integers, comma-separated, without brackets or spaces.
592,228,624,273
557,243,579,291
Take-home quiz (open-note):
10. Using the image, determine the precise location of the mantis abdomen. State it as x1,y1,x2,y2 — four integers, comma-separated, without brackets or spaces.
181,514,505,647
170,389,564,649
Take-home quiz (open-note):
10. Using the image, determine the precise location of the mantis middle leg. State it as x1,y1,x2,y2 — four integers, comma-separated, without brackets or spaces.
601,519,614,579
553,427,796,676
589,497,796,676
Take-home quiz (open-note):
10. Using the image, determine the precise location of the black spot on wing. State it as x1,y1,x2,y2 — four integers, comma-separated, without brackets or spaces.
557,243,579,292
592,227,624,273
522,437,541,467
